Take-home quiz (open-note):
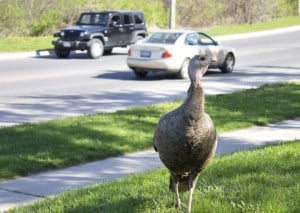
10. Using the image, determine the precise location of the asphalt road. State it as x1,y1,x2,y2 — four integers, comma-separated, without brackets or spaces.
1,27,300,126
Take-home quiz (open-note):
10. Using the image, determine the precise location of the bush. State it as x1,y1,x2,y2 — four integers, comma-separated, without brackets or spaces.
0,0,298,37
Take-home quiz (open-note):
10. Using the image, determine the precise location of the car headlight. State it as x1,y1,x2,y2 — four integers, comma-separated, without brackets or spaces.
80,31,88,37
60,31,65,37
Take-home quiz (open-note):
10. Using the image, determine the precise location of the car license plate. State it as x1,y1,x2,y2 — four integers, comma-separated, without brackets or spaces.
63,41,71,47
140,51,151,58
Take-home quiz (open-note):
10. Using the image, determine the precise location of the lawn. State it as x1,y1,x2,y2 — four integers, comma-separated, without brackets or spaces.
13,140,300,213
0,82,299,181
204,16,300,36
0,16,300,52
0,36,53,52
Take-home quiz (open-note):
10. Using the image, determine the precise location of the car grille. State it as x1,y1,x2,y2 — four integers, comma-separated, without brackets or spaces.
63,30,81,40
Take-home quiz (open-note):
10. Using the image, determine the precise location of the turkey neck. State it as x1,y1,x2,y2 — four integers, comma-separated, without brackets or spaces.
182,85,205,121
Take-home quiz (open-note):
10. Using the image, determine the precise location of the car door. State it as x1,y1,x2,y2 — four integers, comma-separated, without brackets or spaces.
121,13,135,45
197,32,222,66
106,13,124,47
184,33,203,58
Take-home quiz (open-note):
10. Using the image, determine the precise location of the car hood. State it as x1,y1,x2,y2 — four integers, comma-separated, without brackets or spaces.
62,25,106,33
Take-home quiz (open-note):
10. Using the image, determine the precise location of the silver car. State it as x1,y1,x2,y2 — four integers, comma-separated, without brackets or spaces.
127,30,235,79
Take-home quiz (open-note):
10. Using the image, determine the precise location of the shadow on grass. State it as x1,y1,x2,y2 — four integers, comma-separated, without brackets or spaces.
0,83,299,180
0,103,166,180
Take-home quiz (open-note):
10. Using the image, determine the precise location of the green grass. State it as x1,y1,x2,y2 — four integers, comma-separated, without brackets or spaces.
1,16,300,52
13,140,300,213
0,36,53,52
204,16,300,36
0,82,299,181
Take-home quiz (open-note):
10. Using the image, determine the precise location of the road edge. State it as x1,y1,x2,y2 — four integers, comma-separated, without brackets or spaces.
0,25,300,60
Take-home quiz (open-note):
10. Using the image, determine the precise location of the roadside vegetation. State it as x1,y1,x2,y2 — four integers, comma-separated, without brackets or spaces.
0,0,299,52
0,82,299,181
0,0,297,37
1,16,300,52
13,140,300,212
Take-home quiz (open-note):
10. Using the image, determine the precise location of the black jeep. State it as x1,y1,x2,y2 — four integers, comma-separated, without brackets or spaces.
52,10,147,59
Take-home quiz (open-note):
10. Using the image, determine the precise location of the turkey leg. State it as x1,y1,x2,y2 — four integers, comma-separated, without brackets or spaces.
187,172,200,213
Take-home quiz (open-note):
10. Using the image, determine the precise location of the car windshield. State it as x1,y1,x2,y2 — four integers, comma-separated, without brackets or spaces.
145,32,182,44
77,13,108,26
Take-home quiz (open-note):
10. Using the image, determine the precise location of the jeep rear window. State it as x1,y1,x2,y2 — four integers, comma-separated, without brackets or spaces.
134,13,143,24
78,13,108,26
124,14,134,25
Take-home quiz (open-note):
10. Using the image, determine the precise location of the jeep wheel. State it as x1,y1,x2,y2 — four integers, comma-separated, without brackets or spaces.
88,39,104,59
54,46,70,58
134,35,144,44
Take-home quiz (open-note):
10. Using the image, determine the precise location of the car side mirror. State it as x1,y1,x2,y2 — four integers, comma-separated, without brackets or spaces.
214,40,220,45
110,21,122,27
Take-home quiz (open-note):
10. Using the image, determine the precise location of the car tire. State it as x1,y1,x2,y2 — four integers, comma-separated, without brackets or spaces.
88,39,104,59
133,69,148,78
54,46,70,58
134,35,144,44
221,53,235,73
177,58,190,79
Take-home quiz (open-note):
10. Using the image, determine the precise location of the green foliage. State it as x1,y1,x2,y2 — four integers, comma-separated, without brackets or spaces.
0,0,297,37
273,0,298,16
1,16,300,52
13,141,300,212
94,0,168,28
0,0,168,37
30,11,63,36
0,82,299,181
0,2,26,36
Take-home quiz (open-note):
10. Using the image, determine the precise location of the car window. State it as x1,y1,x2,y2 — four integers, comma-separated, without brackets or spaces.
134,13,144,24
111,15,121,25
145,32,182,44
198,33,215,45
78,13,108,26
185,33,199,45
124,14,134,25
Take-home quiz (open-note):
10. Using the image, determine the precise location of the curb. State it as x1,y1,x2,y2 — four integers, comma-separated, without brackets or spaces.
0,49,54,60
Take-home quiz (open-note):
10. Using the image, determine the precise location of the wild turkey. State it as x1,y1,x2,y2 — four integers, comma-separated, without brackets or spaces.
153,55,218,213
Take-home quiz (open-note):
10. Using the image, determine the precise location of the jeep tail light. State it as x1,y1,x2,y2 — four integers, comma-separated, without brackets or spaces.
162,49,172,58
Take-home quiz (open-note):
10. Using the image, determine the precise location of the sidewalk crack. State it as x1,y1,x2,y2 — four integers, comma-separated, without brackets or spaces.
0,187,46,198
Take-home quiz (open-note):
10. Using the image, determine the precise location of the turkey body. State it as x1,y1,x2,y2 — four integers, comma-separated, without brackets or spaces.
153,55,217,212
154,87,217,190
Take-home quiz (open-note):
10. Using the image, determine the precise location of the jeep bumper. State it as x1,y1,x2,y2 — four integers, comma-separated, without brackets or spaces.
52,40,89,50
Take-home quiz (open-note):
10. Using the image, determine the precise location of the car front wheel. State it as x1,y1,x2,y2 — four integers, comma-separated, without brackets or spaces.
221,53,235,73
88,39,104,59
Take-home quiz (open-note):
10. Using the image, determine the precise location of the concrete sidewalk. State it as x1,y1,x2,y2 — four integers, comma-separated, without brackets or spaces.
0,118,299,212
